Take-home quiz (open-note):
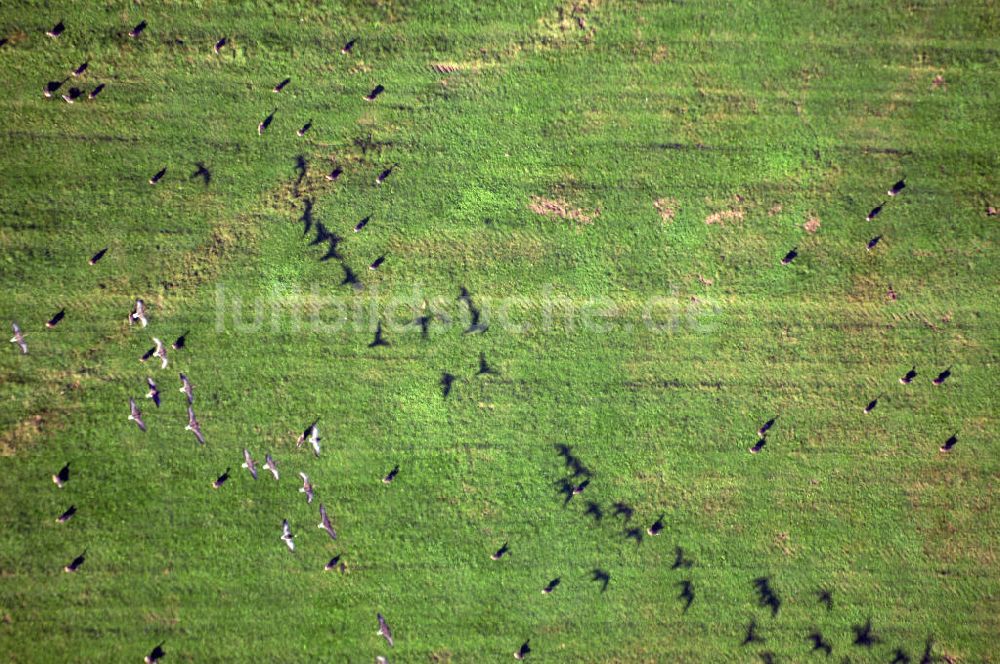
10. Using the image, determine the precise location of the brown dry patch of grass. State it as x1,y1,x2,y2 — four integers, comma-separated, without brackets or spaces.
768,204,783,216
704,208,744,226
529,196,598,224
803,216,821,233
697,274,714,286
654,198,677,223
536,0,601,47
931,74,946,89
773,531,795,557
0,414,50,456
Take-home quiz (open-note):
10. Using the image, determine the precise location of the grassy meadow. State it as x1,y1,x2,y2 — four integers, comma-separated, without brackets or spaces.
0,1,998,661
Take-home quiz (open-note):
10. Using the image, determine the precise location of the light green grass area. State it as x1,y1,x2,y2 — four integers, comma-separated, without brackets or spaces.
0,1,997,661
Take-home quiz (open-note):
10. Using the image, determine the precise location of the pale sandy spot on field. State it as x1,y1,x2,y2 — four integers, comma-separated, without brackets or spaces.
529,196,598,224
804,216,821,233
705,209,744,226
654,198,677,223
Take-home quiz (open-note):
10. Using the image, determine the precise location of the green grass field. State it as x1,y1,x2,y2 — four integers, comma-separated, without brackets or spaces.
1,1,998,661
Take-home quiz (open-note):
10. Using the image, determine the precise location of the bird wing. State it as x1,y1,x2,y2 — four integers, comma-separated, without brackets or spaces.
378,614,393,646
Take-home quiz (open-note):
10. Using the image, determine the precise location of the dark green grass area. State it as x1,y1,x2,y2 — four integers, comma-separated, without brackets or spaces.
1,1,998,661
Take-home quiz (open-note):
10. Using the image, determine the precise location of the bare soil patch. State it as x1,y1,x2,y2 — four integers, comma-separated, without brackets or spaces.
529,196,598,224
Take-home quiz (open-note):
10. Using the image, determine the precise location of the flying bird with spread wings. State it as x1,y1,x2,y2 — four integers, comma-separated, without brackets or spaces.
377,613,394,647
152,337,168,369
145,377,160,407
10,323,27,354
281,519,295,551
179,373,194,404
129,398,146,432
186,406,205,445
263,453,279,480
317,504,337,540
129,299,148,327
242,448,258,480
298,472,314,503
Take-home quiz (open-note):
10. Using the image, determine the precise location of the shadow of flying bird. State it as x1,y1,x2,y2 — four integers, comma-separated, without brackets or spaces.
542,577,560,594
742,618,764,646
817,589,833,611
191,162,211,185
677,580,694,612
368,321,389,347
440,372,455,398
592,568,610,593
611,502,633,521
807,631,833,656
851,618,878,647
753,577,781,617
672,546,694,569
584,501,603,522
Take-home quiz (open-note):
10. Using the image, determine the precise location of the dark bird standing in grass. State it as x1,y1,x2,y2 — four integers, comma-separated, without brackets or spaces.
383,465,399,483
514,639,531,660
364,84,385,102
867,235,882,251
900,366,917,384
939,433,958,453
297,120,312,136
573,479,590,495
61,87,83,103
863,395,882,415
57,505,77,523
72,61,88,77
186,406,205,445
324,555,342,572
89,247,108,265
242,448,258,480
542,578,560,594
369,321,389,347
888,179,906,196
318,504,337,540
677,580,695,611
44,79,68,98
273,77,291,92
377,613,394,647
145,377,160,407
64,549,86,573
780,248,798,265
258,110,275,135
178,373,194,403
758,417,777,437
369,255,386,270
10,323,27,354
647,514,665,536
53,463,70,488
749,437,767,454
144,642,165,663
440,372,455,398
129,20,147,38
171,331,187,350
128,397,146,432
88,83,105,99
932,367,951,386
491,542,509,560
341,39,356,54
149,167,166,185
866,203,885,221
807,631,833,656
214,37,227,53
46,308,65,328
375,163,398,185
326,166,343,181
353,215,370,232
212,468,230,489
298,472,314,503
47,21,65,38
